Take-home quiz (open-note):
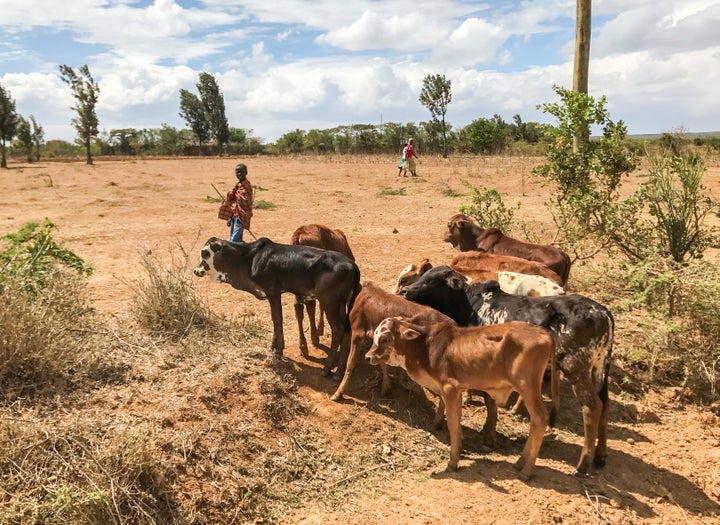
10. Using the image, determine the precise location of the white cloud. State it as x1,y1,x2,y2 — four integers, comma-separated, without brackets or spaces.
2,0,719,143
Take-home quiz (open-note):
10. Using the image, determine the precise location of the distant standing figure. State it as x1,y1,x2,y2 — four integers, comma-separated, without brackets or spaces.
399,138,419,177
219,163,254,242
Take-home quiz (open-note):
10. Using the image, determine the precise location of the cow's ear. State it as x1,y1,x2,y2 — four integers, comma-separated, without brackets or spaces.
399,325,421,340
419,259,433,274
209,239,223,253
448,275,466,290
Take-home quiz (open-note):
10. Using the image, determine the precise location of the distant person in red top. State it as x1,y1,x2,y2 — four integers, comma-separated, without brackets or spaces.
220,163,254,242
398,138,419,177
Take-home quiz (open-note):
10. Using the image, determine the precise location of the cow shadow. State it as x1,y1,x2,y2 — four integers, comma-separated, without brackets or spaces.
278,346,719,521
429,436,719,521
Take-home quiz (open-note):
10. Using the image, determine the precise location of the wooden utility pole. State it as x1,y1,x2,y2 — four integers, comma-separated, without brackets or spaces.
573,0,592,151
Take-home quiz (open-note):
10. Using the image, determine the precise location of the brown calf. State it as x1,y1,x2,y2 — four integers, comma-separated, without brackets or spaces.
331,281,454,402
291,224,355,355
444,214,571,285
366,317,557,480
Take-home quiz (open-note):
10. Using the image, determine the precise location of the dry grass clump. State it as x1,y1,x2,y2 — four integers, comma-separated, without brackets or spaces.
130,246,219,339
0,268,110,397
573,258,720,401
0,415,179,525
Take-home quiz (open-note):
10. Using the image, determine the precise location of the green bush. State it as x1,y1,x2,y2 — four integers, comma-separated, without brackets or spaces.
459,185,519,233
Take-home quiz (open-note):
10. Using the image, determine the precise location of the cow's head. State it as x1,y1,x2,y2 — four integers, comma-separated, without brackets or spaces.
402,266,476,326
194,237,266,299
443,213,474,250
365,317,420,369
392,258,433,294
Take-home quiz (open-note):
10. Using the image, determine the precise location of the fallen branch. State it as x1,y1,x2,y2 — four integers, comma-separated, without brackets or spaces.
327,461,394,489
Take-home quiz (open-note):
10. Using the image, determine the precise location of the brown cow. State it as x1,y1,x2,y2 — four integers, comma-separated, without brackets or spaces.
331,282,458,401
291,224,355,355
366,316,557,480
444,214,571,285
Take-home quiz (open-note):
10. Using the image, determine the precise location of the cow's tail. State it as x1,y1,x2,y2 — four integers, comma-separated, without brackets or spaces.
345,263,362,332
559,250,572,287
548,331,559,429
598,310,615,406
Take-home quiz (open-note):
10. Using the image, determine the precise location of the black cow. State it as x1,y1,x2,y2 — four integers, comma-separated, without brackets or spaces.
402,265,614,477
194,237,361,375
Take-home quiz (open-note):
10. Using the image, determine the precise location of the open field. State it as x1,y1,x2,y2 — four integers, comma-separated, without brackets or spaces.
1,155,720,524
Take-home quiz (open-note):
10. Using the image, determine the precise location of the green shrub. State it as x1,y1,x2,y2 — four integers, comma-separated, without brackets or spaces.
459,185,519,233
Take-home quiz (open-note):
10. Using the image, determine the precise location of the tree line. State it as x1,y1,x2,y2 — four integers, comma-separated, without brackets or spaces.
2,67,719,166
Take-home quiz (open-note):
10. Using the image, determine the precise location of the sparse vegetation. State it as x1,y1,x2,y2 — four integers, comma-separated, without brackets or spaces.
377,187,406,197
459,185,520,233
254,199,277,210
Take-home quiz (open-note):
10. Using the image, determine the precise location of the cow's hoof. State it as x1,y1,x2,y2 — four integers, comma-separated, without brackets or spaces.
330,392,343,402
571,468,588,479
445,464,458,473
311,338,320,348
594,456,607,468
299,346,309,358
517,471,531,482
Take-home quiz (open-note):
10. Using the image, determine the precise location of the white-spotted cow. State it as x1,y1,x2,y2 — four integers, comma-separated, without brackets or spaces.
402,266,614,477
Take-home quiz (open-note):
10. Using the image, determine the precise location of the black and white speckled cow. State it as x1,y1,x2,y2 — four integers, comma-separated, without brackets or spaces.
194,237,361,376
402,265,614,477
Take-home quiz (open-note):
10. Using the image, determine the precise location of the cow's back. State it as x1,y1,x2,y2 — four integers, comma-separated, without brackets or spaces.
451,250,563,286
291,224,355,261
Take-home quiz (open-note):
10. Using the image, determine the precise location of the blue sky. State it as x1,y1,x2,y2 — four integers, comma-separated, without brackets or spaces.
1,0,719,143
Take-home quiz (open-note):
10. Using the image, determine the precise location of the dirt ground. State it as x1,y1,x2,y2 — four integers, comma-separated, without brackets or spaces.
2,154,720,524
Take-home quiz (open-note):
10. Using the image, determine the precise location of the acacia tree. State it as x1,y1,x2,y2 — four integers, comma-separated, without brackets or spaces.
0,83,18,168
419,73,452,158
59,65,100,165
30,115,45,161
197,72,230,155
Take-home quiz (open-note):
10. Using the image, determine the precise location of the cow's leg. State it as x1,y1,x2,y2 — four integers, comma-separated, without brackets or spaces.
433,396,446,429
378,364,392,396
316,304,325,338
268,293,285,358
293,298,309,358
514,386,548,481
333,331,351,380
594,381,611,468
572,383,603,477
305,300,321,347
331,334,364,401
321,302,345,377
443,387,464,472
480,392,498,448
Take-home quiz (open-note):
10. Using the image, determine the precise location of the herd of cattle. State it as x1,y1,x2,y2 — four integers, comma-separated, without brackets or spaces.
193,214,615,481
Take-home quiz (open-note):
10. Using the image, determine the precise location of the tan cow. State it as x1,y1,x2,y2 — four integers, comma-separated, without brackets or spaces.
451,250,564,286
291,224,355,354
392,256,564,297
444,214,571,285
366,317,557,480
